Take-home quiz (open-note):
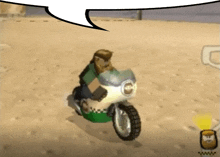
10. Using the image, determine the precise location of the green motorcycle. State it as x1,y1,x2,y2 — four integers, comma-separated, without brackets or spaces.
72,69,141,141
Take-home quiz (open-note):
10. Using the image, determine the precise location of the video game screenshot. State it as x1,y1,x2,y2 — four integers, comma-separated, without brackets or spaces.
0,1,219,157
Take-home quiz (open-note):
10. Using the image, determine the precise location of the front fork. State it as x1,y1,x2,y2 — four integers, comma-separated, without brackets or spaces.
107,101,131,117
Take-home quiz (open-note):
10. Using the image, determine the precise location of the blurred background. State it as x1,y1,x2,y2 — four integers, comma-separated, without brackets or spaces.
0,2,220,23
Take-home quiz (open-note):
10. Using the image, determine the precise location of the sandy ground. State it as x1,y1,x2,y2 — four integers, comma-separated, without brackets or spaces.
0,16,219,157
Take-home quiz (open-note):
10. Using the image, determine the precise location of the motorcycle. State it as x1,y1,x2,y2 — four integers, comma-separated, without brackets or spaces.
71,68,141,141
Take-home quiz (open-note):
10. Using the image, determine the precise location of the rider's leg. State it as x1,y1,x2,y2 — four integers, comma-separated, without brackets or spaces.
81,84,93,99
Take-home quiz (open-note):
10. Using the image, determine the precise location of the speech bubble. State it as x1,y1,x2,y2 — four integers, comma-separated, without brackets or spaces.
1,0,219,30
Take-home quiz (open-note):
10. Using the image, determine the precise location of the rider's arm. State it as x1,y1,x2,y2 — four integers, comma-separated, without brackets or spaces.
79,63,107,101
88,64,108,101
88,78,107,102
79,65,90,85
87,77,100,94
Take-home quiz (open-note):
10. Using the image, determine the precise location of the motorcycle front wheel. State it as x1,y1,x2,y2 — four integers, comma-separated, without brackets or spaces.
112,104,141,141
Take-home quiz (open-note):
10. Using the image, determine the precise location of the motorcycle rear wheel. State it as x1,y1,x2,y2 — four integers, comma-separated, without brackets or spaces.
113,104,141,141
72,87,82,116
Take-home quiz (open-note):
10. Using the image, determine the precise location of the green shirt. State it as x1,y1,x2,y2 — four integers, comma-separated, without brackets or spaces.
81,63,98,85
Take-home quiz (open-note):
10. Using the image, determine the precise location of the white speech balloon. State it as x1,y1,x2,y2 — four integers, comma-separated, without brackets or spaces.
1,0,219,30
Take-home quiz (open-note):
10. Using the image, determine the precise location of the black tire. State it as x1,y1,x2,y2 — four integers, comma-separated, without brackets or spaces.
72,86,81,98
72,86,82,116
112,104,141,141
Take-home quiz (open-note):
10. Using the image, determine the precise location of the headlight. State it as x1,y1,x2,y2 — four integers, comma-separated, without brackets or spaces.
121,80,134,96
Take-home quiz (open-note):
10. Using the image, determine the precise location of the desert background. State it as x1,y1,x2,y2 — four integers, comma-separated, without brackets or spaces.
0,2,220,157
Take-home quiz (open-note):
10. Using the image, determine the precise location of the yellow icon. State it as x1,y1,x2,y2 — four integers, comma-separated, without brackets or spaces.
192,113,212,130
192,113,218,151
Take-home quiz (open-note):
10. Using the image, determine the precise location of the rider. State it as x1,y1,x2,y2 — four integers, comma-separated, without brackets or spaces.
74,49,116,102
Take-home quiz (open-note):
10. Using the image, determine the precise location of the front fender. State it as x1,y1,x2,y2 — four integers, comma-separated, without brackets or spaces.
107,101,132,117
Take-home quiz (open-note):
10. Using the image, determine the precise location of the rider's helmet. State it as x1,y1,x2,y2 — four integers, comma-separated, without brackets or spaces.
90,49,115,75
